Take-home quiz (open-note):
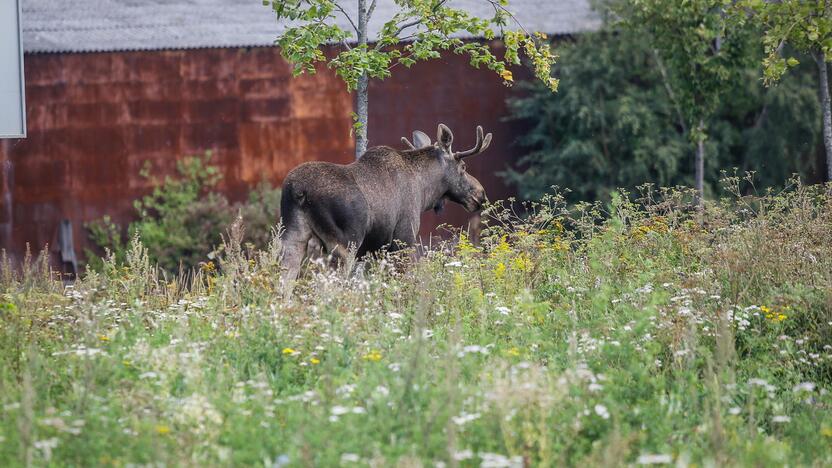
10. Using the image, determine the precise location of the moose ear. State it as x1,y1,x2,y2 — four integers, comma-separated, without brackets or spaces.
412,130,432,149
437,123,453,149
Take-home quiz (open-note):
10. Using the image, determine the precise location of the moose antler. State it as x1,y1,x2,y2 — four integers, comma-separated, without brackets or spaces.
454,126,492,159
401,137,416,149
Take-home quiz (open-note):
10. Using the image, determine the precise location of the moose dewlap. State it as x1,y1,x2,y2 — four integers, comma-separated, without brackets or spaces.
279,124,492,282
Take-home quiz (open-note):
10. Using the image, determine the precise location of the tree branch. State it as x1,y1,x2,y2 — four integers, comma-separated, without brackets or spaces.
375,18,423,50
367,0,377,22
333,3,359,36
652,48,689,135
483,0,533,37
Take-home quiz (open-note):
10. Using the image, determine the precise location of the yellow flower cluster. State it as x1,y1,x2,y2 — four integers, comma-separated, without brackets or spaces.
490,235,511,258
200,261,216,273
511,254,532,272
493,262,507,279
155,424,171,435
457,232,479,256
363,350,383,362
760,305,788,322
630,216,669,240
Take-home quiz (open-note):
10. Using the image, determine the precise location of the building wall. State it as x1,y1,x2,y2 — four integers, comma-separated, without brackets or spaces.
0,44,525,264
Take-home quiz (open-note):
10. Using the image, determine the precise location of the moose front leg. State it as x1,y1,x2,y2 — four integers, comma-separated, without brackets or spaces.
389,218,421,272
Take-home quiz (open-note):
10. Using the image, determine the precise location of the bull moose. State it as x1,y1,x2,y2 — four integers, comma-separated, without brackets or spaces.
279,123,492,282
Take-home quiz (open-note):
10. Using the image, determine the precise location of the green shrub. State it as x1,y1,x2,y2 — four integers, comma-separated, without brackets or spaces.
84,152,281,273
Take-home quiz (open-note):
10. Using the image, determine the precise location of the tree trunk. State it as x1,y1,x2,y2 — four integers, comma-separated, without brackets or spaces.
354,0,370,159
355,74,369,158
695,120,705,208
816,51,832,181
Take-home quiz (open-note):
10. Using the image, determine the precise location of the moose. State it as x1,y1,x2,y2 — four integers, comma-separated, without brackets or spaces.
279,123,492,282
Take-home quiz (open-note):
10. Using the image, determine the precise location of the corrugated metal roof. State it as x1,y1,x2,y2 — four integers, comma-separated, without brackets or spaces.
22,0,600,54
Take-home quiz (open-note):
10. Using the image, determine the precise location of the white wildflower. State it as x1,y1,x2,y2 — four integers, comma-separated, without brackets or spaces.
331,406,350,416
636,454,672,465
479,452,523,468
451,411,481,426
452,449,474,461
594,404,610,420
33,438,60,461
793,382,816,393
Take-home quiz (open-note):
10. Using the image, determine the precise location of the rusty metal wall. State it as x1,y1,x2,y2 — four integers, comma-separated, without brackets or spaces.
0,44,523,264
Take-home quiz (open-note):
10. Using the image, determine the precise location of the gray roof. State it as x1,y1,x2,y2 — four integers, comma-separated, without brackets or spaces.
22,0,600,54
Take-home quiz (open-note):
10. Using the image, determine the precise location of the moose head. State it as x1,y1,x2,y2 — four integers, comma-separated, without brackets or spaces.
402,124,492,212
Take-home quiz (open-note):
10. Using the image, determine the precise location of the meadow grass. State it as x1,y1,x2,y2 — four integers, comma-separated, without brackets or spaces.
1,178,831,467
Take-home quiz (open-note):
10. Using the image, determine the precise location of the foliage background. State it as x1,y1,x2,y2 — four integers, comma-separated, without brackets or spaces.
504,21,824,203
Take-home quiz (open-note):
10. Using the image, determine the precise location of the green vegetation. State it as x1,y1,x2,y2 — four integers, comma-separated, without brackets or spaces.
507,11,823,204
2,179,831,466
85,152,282,274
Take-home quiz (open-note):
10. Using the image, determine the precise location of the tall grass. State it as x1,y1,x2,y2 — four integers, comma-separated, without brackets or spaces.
1,179,831,466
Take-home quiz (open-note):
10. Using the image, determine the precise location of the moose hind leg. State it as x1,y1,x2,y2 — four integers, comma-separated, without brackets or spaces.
280,219,313,286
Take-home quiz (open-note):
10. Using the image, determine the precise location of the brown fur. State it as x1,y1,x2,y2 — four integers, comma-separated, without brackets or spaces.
279,124,491,283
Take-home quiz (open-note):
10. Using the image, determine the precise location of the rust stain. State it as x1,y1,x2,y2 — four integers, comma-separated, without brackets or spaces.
0,43,524,264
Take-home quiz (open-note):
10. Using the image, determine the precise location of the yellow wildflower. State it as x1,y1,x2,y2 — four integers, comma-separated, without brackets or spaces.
494,262,506,279
490,235,511,258
155,424,171,435
310,357,320,365
506,347,521,357
630,225,652,240
98,334,110,342
761,305,787,322
551,238,569,253
453,272,465,290
511,254,532,272
457,232,478,255
364,350,382,362
282,347,297,355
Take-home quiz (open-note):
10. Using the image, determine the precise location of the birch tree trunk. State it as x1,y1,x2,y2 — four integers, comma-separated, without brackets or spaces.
816,51,832,181
354,0,370,159
695,120,705,208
